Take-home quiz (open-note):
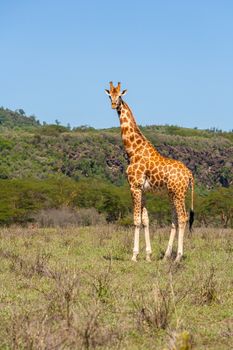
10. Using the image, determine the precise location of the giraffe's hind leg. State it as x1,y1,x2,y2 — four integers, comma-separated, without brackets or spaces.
164,197,178,260
142,205,152,262
164,222,177,260
174,198,188,263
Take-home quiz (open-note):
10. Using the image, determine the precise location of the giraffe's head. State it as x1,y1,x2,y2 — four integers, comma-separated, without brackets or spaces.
105,82,127,109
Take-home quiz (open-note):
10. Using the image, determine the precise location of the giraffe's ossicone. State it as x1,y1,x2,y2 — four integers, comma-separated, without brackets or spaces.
105,82,194,263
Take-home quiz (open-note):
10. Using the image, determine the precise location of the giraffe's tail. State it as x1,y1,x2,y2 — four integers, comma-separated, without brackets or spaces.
189,175,194,232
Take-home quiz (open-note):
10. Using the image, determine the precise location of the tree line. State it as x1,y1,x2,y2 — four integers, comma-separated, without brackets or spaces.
0,176,232,228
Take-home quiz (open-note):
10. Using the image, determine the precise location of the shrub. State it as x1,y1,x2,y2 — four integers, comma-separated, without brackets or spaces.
35,207,106,227
134,282,172,332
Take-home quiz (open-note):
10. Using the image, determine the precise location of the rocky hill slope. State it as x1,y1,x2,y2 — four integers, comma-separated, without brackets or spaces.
0,108,232,188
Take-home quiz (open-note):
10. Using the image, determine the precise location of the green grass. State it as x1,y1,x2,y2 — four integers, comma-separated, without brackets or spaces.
0,225,232,349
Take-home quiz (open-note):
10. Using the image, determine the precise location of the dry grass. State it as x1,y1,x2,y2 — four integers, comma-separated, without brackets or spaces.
0,225,233,349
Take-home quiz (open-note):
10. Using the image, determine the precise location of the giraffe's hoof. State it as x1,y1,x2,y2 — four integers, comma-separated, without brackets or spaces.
146,254,151,262
163,254,171,261
174,254,182,264
132,255,138,262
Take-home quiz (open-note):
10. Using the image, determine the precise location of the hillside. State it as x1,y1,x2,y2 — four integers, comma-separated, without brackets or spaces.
0,107,40,130
0,108,232,188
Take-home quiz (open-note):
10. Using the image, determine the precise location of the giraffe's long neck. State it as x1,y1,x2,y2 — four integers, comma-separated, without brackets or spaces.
117,100,159,159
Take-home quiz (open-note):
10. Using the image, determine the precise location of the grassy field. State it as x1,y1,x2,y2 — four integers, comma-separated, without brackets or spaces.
0,225,233,349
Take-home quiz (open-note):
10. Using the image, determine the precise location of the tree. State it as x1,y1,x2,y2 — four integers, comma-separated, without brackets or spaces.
198,187,233,227
17,109,26,115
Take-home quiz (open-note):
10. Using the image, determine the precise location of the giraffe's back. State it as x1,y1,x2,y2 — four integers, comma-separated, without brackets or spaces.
144,153,192,195
127,142,193,196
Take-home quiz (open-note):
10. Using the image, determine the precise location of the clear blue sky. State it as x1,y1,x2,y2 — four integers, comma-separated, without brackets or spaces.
1,0,233,130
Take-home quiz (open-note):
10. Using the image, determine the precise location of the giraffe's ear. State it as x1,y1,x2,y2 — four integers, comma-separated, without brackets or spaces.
105,89,110,95
121,89,127,96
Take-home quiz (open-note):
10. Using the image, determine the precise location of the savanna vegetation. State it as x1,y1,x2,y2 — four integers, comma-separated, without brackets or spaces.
0,225,233,349
0,108,232,350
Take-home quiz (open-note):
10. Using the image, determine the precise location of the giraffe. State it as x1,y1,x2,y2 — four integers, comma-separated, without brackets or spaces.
105,82,194,263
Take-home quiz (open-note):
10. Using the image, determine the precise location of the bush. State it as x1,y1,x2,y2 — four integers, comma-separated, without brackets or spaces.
37,124,68,136
0,176,232,227
34,207,106,227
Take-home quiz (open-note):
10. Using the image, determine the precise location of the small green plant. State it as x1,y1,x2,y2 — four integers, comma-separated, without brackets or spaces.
92,263,113,303
134,282,172,332
166,330,193,350
194,266,219,305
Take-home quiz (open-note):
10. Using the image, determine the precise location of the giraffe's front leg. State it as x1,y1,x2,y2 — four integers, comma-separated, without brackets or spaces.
142,206,152,262
132,225,140,262
131,188,142,262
